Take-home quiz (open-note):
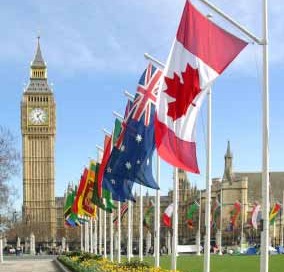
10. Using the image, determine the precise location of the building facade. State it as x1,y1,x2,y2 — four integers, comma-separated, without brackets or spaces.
21,38,56,244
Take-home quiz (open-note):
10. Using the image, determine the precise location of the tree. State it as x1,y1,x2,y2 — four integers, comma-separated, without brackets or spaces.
0,126,20,218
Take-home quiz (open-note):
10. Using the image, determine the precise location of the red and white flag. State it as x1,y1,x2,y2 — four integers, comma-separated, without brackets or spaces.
163,203,174,227
251,203,261,229
155,1,248,173
97,134,112,198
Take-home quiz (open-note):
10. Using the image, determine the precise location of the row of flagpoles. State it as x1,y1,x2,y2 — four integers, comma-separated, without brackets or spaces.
65,181,283,256
63,0,271,272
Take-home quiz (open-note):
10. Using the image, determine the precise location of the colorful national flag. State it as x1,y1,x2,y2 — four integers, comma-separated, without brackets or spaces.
251,202,261,229
64,184,75,218
97,135,112,198
91,162,106,210
80,161,97,217
269,202,281,225
113,203,128,226
229,200,241,227
71,168,88,215
163,203,174,228
187,201,199,229
102,116,135,202
64,184,82,227
103,63,162,201
155,0,248,173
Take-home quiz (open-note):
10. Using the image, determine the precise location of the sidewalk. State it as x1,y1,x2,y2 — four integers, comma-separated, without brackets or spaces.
0,259,61,272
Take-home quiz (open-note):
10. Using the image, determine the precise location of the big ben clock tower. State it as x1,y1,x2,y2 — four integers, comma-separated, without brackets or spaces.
21,37,56,243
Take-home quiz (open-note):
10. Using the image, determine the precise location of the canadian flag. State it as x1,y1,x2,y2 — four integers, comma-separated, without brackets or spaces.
155,1,248,173
163,203,174,227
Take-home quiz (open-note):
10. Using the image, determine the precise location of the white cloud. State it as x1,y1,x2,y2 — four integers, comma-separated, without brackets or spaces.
0,0,282,76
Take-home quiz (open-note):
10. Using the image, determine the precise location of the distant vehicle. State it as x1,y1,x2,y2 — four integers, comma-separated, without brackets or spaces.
8,248,16,254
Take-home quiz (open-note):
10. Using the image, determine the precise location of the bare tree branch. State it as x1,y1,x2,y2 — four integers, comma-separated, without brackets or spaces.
0,126,20,214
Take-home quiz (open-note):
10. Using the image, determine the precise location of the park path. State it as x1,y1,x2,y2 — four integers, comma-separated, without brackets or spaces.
0,259,61,272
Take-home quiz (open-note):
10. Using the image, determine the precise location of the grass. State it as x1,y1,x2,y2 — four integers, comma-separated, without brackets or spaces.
137,255,284,272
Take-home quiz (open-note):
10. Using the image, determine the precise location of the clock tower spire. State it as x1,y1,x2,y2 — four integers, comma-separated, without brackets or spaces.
21,37,56,245
30,36,47,79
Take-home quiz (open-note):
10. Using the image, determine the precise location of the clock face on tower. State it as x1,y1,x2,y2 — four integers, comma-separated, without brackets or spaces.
28,107,48,125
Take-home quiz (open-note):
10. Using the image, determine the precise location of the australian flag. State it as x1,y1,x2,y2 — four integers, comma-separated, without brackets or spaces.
103,63,162,201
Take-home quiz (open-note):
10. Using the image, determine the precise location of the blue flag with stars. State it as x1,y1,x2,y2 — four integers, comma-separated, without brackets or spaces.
103,63,162,201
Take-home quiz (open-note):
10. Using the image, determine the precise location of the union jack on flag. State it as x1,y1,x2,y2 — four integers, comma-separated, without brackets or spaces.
130,63,162,125
116,64,162,149
102,63,162,201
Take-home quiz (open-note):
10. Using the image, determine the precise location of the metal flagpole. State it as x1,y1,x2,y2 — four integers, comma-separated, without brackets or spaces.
81,222,84,251
155,155,161,267
103,203,107,258
96,146,104,256
280,191,284,247
110,211,114,261
94,217,98,254
197,190,202,256
196,1,269,271
171,167,178,271
127,200,132,261
130,200,133,257
85,217,89,252
260,1,269,271
99,208,102,255
90,218,93,253
117,201,121,263
0,237,3,263
203,87,212,272
240,202,244,253
139,184,144,261
218,186,223,255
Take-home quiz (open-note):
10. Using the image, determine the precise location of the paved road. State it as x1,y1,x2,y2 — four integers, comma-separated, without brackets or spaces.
0,257,61,272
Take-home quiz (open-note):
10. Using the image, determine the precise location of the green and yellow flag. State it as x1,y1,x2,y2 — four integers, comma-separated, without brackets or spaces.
269,203,281,225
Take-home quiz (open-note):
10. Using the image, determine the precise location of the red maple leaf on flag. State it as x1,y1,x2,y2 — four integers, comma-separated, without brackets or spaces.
164,64,201,121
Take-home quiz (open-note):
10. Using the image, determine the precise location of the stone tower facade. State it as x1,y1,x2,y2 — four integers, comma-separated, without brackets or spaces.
21,38,56,244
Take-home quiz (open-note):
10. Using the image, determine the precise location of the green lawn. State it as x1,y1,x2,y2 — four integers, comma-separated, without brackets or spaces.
138,255,284,272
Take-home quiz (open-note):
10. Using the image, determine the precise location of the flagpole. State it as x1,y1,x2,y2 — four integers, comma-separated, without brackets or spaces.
155,155,161,267
204,87,212,272
90,218,93,253
96,147,103,256
139,184,144,261
127,200,132,261
110,211,114,261
197,190,201,256
260,1,269,272
131,200,134,257
103,203,107,258
171,167,178,271
80,222,84,251
218,185,223,255
85,216,89,252
281,191,284,247
117,201,121,263
99,208,102,255
240,201,244,253
94,217,98,254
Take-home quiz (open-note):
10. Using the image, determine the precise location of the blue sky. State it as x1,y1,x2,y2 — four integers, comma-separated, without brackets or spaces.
1,0,284,210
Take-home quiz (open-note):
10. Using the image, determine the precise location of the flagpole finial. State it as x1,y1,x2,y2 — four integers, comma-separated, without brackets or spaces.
206,13,213,19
